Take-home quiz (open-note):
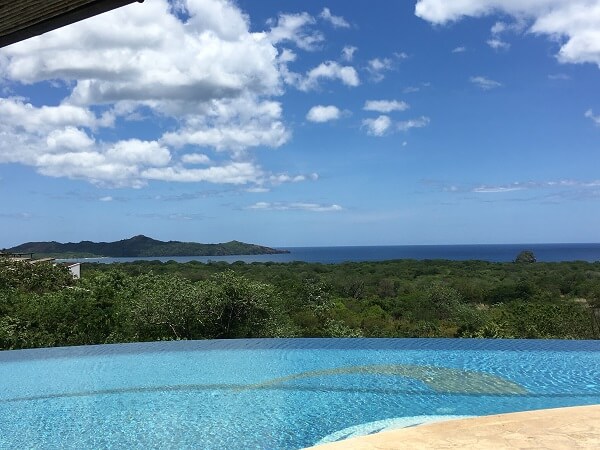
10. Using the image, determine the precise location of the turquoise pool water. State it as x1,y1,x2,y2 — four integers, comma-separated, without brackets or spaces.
0,339,598,449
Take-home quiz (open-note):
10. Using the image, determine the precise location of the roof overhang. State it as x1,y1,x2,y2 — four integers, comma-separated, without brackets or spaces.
0,0,144,48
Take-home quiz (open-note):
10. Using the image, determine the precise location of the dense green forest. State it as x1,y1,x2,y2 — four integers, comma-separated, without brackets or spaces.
1,256,599,350
6,234,287,258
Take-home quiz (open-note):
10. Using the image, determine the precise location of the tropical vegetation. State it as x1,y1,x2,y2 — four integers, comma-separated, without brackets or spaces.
1,256,599,350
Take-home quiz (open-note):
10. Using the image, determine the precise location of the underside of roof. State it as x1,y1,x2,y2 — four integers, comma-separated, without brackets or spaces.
0,0,143,48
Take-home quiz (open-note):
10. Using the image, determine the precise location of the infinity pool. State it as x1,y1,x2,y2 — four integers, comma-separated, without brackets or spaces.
1,339,599,449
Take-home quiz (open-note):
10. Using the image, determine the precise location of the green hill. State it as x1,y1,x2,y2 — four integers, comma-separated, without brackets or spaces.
7,235,289,258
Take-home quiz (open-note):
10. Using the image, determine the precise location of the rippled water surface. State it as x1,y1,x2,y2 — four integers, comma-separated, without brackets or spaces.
0,339,599,449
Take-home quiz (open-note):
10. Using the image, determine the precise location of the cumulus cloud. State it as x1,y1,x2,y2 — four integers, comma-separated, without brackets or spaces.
319,8,350,28
362,115,392,136
298,61,360,90
585,109,600,125
3,1,281,107
452,46,467,53
363,100,409,113
0,98,109,133
0,0,303,187
160,96,290,153
306,105,341,122
415,0,600,67
181,153,211,165
248,201,342,212
470,76,503,90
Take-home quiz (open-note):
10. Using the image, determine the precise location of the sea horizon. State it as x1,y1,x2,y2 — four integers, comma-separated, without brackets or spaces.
58,242,600,265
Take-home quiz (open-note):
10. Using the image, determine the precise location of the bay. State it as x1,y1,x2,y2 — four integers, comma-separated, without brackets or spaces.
58,243,600,264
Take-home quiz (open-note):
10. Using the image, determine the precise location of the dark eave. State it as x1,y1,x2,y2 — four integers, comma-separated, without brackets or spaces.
0,0,144,48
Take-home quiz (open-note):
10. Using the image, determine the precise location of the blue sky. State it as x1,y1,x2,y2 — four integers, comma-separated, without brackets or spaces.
1,0,600,247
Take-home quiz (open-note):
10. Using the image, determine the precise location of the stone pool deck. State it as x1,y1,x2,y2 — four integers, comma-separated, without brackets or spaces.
306,405,600,449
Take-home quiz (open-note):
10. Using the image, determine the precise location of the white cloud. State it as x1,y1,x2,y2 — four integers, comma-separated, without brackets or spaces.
362,115,392,136
99,196,113,202
306,105,341,122
105,140,171,166
403,86,421,93
473,185,524,193
487,38,510,50
267,12,323,51
46,127,95,151
0,98,107,133
246,186,270,193
269,172,318,185
585,109,600,125
3,1,281,108
319,8,350,28
298,61,360,91
248,202,342,212
452,46,467,53
0,0,297,187
366,57,393,82
470,75,503,90
341,45,357,61
239,172,317,192
0,99,170,187
35,151,143,188
398,116,431,131
363,100,409,113
491,21,507,34
415,0,600,68
141,162,262,184
362,114,430,136
443,179,600,195
181,153,211,164
491,19,526,36
160,96,290,153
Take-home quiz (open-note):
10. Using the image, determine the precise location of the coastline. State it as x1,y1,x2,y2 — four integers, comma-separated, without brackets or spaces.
55,242,600,264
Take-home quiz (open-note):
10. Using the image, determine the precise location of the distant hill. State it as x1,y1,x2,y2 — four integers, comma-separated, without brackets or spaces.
7,235,289,258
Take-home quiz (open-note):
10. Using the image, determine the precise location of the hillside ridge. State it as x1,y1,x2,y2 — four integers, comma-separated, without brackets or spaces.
7,235,288,257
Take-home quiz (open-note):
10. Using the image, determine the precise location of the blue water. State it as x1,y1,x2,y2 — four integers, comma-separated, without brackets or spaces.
0,339,599,449
59,243,600,264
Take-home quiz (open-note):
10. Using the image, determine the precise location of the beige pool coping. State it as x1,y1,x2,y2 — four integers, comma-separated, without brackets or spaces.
305,405,600,449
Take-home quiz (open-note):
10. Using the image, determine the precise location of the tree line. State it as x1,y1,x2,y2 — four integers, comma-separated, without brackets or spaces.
1,257,598,350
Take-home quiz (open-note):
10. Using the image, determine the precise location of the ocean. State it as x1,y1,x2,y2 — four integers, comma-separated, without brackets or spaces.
60,243,600,264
